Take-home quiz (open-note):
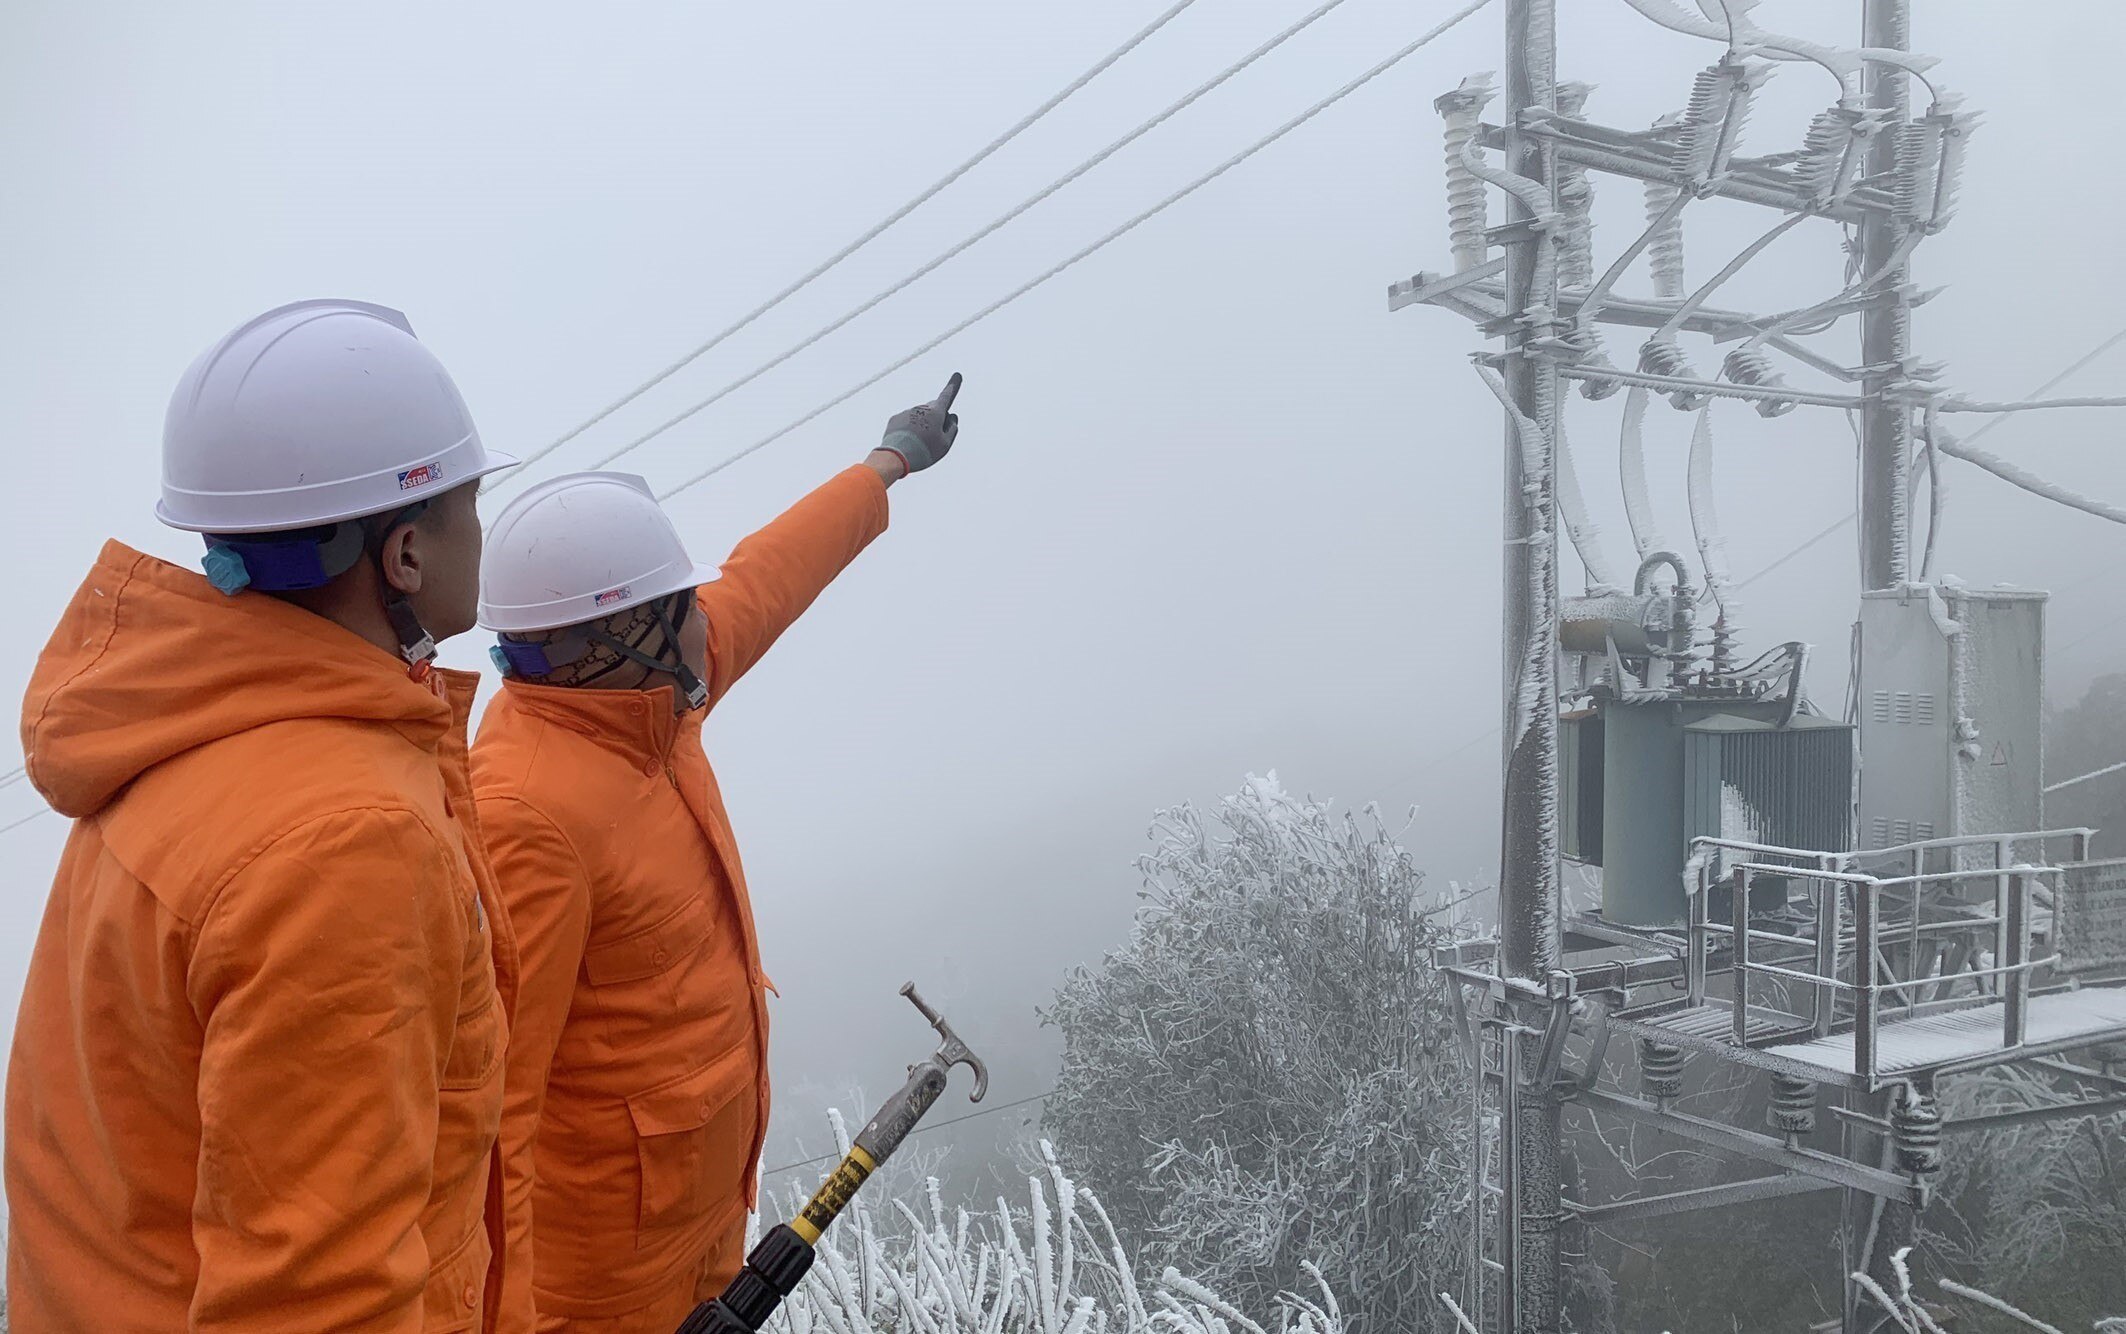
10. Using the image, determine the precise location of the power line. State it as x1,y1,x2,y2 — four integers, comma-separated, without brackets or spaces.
2053,606,2126,660
653,0,1498,502
496,0,1203,481
761,1090,1054,1179
1734,513,1852,592
1728,321,2126,592
0,763,28,790
0,806,51,837
581,0,1368,479
2045,759,2126,795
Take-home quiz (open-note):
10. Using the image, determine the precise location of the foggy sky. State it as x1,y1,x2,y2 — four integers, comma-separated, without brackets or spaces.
2,0,2123,1178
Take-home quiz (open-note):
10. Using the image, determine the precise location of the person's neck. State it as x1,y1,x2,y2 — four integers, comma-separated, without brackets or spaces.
272,581,406,663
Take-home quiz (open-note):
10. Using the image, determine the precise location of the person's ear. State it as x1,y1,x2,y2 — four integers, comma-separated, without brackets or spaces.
377,523,425,598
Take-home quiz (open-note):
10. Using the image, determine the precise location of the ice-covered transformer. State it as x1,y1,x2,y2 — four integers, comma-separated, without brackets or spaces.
1562,702,1854,926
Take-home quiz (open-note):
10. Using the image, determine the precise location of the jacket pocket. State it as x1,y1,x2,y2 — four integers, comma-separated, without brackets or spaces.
586,898,711,986
627,1039,757,1236
422,1219,492,1333
441,921,506,1091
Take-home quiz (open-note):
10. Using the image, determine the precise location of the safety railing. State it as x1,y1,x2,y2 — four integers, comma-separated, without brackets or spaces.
1681,833,2085,1081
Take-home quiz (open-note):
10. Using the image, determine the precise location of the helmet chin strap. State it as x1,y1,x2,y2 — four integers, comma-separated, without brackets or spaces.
369,502,438,679
492,591,706,711
584,593,706,711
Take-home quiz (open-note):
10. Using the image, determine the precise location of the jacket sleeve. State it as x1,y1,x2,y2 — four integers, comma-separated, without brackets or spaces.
477,795,595,1332
185,807,471,1333
697,463,889,705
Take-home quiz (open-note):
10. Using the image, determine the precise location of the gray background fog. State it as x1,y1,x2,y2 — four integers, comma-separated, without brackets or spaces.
3,1,2123,1183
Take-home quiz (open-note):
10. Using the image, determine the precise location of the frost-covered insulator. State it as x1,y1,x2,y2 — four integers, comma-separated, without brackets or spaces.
1639,339,1708,409
1794,104,1869,207
1672,60,1759,183
1639,1040,1686,1100
1644,171,1686,299
1767,1075,1817,1136
1892,116,1946,227
1721,346,1795,417
1922,102,1976,233
1892,1089,1944,1176
1436,75,1497,273
1706,616,1738,675
1572,330,1622,401
1555,81,1597,289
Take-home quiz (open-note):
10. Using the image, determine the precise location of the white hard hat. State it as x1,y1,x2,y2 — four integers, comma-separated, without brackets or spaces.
158,299,519,533
478,471,720,634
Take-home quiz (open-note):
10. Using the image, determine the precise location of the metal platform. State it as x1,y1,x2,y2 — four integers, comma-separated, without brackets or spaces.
1763,986,2126,1082
1612,986,2126,1090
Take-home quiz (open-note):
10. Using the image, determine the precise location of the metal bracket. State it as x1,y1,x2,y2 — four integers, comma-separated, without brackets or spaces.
1388,257,1506,313
1579,1086,1929,1206
1564,1173,1838,1226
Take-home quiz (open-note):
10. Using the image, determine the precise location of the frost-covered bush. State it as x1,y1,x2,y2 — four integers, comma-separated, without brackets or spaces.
1038,775,1473,1334
767,1129,1344,1334
1925,1064,2126,1327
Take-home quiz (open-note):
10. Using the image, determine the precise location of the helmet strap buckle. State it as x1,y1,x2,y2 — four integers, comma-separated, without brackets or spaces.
385,595,438,677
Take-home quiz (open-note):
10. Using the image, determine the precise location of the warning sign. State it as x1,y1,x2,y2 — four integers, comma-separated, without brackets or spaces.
1990,741,2011,767
2058,859,2126,974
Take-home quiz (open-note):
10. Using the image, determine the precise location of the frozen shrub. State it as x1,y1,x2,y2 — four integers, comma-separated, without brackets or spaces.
1925,1064,2126,1327
767,1130,1344,1334
1038,775,1472,1334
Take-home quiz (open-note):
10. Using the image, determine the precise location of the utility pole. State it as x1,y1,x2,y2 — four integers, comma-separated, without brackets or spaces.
1497,0,1563,1328
1850,4,1919,1325
1857,0,1913,590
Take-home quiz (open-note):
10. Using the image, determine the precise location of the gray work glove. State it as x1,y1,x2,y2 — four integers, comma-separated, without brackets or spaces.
879,373,962,473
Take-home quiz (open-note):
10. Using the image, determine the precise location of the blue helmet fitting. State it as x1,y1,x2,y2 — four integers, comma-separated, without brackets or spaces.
199,521,371,596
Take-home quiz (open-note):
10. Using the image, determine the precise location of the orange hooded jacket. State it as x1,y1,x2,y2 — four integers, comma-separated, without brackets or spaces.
471,465,888,1332
6,541,523,1333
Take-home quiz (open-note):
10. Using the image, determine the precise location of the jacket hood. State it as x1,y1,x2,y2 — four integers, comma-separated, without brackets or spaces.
22,540,460,818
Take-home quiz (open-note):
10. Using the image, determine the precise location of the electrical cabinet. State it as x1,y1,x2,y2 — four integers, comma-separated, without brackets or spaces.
1856,586,2045,854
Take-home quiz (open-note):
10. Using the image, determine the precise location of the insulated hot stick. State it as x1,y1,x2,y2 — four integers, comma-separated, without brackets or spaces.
674,984,988,1334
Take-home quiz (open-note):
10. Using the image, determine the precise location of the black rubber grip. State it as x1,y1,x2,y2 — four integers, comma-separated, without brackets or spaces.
673,1225,818,1334
674,1300,749,1334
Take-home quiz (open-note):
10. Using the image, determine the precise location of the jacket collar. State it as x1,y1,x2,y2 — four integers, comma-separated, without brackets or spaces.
496,677,700,764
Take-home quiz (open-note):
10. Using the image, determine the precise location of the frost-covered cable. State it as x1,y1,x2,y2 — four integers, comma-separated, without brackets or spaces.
1473,362,1558,750
1915,407,1944,583
1737,227,1921,354
585,0,1370,478
1457,122,1552,226
1637,211,1805,408
1616,0,1940,101
2044,759,2126,795
498,0,1202,480
1934,426,2126,527
1686,406,1741,668
1552,407,1623,592
654,0,1500,499
1653,211,1806,342
1617,388,1669,558
1555,82,1597,290
1565,364,1863,410
1574,188,1685,333
1941,394,2126,413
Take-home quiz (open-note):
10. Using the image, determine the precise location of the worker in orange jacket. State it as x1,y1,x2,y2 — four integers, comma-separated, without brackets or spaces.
6,300,530,1332
469,376,962,1333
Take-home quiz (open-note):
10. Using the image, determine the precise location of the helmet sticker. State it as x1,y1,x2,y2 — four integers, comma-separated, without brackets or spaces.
397,460,444,490
593,585,632,608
